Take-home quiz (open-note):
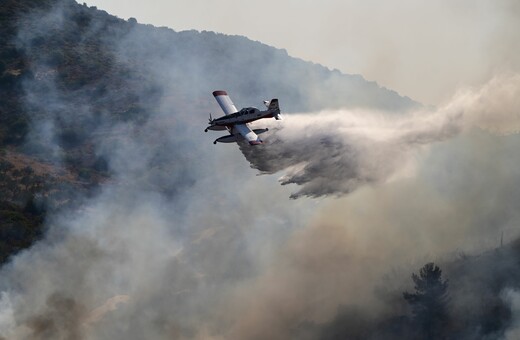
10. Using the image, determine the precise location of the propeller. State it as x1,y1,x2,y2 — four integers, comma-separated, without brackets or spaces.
205,113,214,132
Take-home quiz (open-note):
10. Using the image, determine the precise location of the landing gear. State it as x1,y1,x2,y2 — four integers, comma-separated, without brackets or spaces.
213,141,217,145
205,128,208,132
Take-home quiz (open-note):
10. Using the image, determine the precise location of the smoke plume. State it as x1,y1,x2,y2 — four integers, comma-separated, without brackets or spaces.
503,289,520,340
242,74,520,198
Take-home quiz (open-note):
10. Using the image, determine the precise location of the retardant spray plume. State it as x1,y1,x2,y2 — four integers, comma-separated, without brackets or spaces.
240,74,520,198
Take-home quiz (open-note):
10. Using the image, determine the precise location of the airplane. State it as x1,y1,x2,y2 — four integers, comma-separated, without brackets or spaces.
205,90,282,145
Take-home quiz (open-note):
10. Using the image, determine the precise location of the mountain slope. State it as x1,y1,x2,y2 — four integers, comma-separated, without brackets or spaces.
0,0,418,263
1,2,520,340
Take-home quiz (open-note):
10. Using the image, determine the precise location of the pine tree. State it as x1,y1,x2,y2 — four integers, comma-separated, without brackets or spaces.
403,262,449,339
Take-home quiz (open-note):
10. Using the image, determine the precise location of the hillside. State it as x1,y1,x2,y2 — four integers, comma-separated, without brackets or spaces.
0,0,418,263
315,240,520,339
1,1,520,339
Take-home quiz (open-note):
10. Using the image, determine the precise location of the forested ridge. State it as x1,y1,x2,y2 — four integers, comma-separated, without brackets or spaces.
0,0,141,262
0,0,418,263
1,2,519,339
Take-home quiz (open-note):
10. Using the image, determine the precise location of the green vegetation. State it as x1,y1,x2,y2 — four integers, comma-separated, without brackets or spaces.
0,159,50,262
403,263,450,339
0,0,134,263
0,200,45,264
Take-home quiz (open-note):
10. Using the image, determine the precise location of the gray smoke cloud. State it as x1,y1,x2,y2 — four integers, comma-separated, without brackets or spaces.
503,289,520,340
2,1,520,339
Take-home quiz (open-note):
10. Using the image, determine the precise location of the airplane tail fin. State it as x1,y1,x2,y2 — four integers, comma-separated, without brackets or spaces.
268,99,279,111
268,99,282,120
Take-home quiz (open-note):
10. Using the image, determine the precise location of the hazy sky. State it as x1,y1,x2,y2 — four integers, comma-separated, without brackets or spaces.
83,0,520,105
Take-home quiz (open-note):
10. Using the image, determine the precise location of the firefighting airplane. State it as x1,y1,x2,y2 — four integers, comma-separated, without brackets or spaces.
205,90,282,145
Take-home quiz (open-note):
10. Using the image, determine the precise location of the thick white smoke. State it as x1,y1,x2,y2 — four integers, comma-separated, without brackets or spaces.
1,73,519,339
503,289,520,340
242,73,520,198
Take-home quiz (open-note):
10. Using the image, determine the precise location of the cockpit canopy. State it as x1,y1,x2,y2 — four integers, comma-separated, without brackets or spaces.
238,107,258,115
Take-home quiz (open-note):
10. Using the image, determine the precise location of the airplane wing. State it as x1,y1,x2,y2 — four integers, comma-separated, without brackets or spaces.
213,90,238,115
233,124,263,145
212,90,262,145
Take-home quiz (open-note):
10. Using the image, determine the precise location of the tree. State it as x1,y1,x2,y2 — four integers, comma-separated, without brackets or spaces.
403,262,449,339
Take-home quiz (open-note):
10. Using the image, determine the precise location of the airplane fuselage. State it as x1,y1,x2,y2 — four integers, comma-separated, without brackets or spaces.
206,90,281,145
211,107,275,126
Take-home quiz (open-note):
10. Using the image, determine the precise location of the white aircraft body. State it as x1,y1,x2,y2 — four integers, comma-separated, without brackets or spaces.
206,90,282,145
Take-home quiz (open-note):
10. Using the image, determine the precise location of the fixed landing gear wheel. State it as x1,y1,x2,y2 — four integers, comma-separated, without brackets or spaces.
213,141,217,144
205,129,208,132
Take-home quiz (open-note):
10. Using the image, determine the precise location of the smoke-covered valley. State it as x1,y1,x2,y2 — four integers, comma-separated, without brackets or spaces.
1,0,520,339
